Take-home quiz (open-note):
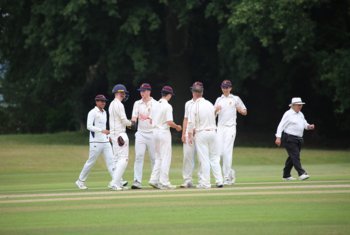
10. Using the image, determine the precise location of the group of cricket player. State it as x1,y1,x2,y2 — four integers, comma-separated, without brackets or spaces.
76,79,314,191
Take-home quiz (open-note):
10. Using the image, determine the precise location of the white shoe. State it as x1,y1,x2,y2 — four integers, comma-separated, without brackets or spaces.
283,177,297,181
299,174,310,181
149,181,160,189
122,180,128,187
180,182,194,188
160,184,176,190
75,180,88,190
223,179,233,185
111,185,128,191
196,184,211,189
131,181,142,189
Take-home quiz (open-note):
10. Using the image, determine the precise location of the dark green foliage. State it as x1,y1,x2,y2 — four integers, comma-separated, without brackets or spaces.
0,0,349,142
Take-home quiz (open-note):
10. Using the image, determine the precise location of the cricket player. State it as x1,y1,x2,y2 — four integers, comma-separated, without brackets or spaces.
214,80,247,185
275,97,315,181
180,84,201,188
149,86,182,190
76,94,114,190
187,82,224,189
131,83,157,189
109,84,133,191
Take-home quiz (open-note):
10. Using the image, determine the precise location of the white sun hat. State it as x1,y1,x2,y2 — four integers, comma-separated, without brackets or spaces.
289,97,305,107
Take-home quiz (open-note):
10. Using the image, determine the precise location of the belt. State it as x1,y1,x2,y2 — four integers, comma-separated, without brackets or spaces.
283,132,303,140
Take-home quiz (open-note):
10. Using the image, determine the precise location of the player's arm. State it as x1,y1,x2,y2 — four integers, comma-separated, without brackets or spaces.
236,97,247,116
86,111,103,133
181,118,188,143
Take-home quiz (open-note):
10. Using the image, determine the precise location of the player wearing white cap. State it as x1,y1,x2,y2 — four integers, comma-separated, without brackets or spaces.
109,84,133,191
214,80,247,185
75,95,114,190
149,86,182,190
275,97,315,181
131,83,157,189
188,82,224,189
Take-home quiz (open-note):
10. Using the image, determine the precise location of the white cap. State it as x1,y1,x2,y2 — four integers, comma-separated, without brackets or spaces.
289,97,305,107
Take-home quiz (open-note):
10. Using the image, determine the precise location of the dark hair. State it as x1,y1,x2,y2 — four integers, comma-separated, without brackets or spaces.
161,91,172,97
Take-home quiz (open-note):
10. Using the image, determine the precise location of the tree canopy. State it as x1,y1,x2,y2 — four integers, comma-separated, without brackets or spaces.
0,0,349,144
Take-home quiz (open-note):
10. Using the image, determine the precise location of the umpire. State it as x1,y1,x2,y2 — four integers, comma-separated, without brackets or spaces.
275,97,315,181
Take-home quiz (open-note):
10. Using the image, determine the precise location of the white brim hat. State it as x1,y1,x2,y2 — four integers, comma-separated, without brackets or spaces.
289,97,305,107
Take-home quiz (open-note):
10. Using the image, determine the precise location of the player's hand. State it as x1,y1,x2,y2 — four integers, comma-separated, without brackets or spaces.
308,124,315,130
275,137,281,147
175,125,182,132
215,105,222,113
181,135,186,143
102,130,110,135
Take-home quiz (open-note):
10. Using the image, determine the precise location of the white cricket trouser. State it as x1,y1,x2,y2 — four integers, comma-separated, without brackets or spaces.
133,131,155,183
183,137,202,184
195,130,223,187
110,133,129,187
150,129,172,186
78,142,114,182
217,125,236,181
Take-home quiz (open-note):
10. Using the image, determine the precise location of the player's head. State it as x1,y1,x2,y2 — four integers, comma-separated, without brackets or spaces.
112,84,129,102
94,94,107,109
221,80,232,95
161,85,174,100
190,81,204,97
137,83,152,99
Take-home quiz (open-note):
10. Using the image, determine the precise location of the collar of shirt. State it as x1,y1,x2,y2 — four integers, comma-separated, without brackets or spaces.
94,106,105,113
220,94,234,99
140,97,154,104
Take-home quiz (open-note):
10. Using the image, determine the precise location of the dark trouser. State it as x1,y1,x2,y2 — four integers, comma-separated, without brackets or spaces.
282,133,306,178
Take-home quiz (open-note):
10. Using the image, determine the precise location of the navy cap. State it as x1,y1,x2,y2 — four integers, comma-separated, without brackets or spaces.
161,85,175,95
221,80,232,88
95,94,108,101
137,83,152,91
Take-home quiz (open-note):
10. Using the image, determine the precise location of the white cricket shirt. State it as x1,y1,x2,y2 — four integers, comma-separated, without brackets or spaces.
188,97,216,133
184,99,195,134
215,94,247,126
153,98,173,130
275,108,310,138
87,106,110,143
109,98,131,136
132,98,157,133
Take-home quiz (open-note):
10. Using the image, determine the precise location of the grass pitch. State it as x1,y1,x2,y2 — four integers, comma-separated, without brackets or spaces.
0,132,349,235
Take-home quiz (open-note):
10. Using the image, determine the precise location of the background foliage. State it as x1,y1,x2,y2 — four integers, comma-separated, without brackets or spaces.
0,0,349,146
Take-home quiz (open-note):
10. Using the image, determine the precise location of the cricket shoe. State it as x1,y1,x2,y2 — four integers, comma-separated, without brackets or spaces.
75,180,88,190
111,185,128,191
283,177,297,181
299,173,310,181
131,181,142,189
223,179,234,186
108,180,129,189
196,184,211,189
216,183,224,188
180,182,194,188
159,184,176,190
149,181,160,189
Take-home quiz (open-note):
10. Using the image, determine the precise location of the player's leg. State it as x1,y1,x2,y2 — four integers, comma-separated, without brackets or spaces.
208,131,223,187
102,142,115,178
78,143,103,182
145,132,156,169
181,138,195,187
285,141,306,177
149,131,162,188
111,133,129,190
222,126,236,184
159,131,173,188
133,131,147,185
195,132,211,188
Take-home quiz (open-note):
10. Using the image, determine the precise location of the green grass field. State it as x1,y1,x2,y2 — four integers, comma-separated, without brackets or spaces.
0,132,349,235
